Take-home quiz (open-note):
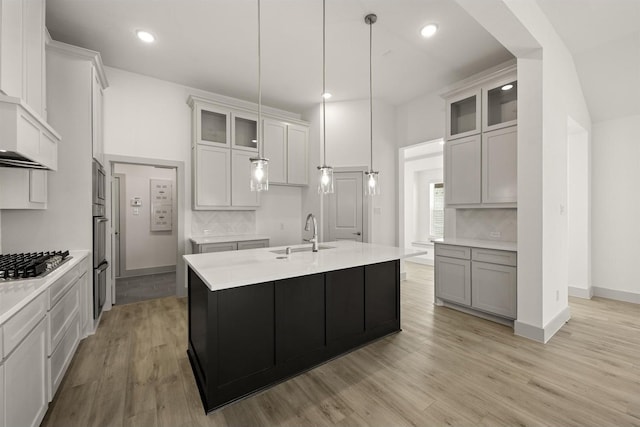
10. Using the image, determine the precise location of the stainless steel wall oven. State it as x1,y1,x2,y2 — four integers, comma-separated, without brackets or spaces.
92,159,108,319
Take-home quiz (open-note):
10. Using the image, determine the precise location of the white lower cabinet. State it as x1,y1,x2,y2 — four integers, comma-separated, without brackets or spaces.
434,256,471,306
48,313,80,399
5,318,48,427
192,238,269,254
471,262,517,319
435,244,517,321
0,363,4,427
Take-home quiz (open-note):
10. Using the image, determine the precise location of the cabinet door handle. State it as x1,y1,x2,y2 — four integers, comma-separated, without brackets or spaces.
353,232,361,236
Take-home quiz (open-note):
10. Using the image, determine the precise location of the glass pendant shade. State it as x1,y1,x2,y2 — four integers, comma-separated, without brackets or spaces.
364,170,380,196
250,157,269,192
317,165,334,194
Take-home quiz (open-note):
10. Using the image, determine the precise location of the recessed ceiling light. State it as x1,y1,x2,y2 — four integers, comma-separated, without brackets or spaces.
420,24,438,38
501,84,514,91
136,30,155,43
322,92,332,99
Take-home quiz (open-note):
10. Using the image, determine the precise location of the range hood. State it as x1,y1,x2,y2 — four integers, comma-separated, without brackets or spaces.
0,95,61,170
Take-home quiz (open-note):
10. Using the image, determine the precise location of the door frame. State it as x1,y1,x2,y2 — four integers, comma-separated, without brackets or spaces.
323,166,371,243
103,155,186,311
112,173,125,278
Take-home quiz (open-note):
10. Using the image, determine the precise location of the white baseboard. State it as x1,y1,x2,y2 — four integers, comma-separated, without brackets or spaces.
568,286,593,299
514,306,571,343
592,287,640,304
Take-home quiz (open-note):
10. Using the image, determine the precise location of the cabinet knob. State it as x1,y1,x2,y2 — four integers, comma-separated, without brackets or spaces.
353,232,361,236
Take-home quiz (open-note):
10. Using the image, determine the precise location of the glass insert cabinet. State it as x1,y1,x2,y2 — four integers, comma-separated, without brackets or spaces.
195,103,258,152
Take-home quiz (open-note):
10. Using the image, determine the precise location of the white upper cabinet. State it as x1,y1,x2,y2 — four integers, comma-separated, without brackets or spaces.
483,73,517,132
262,119,309,186
0,168,47,209
446,88,481,140
232,111,258,152
91,67,105,165
231,150,259,207
482,127,517,204
194,145,231,208
442,64,517,207
286,124,308,186
189,95,309,210
444,134,481,206
263,119,287,184
196,102,230,147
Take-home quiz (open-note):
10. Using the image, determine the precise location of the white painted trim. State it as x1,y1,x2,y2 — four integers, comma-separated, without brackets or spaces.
514,306,571,343
47,40,109,88
400,271,407,281
514,320,544,342
592,287,640,304
568,286,593,299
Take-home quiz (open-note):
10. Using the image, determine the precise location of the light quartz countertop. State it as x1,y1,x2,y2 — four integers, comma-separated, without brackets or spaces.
184,240,428,292
433,238,517,252
190,234,271,245
0,250,89,325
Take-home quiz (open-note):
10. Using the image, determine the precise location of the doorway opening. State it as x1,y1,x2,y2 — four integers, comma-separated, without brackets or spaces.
105,156,184,307
398,139,445,267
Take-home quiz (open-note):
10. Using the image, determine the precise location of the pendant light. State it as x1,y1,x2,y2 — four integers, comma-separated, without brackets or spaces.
364,13,379,196
250,0,269,192
317,0,334,194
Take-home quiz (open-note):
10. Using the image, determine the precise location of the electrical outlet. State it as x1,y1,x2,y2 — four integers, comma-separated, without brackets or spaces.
556,290,559,301
280,223,285,230
133,207,140,216
489,231,501,239
374,207,382,214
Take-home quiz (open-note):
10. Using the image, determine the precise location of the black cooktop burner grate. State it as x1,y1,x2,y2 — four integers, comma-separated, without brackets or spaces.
0,250,70,280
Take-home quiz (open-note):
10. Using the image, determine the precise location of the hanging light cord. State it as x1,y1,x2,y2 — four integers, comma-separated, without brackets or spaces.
368,15,373,171
322,0,327,167
257,0,263,158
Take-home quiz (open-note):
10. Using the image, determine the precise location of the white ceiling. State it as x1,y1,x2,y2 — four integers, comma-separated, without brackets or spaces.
46,0,514,113
536,0,640,122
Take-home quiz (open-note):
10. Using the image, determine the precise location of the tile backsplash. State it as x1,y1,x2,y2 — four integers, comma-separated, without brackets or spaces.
191,211,256,236
455,208,517,242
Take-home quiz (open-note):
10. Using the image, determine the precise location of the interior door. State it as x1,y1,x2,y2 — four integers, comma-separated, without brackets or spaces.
328,171,363,242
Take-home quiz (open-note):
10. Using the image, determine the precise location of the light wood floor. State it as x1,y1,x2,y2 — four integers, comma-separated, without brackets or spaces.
42,262,640,427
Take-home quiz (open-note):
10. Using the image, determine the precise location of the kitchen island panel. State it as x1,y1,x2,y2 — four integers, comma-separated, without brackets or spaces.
218,282,275,386
275,274,325,364
326,267,365,345
365,261,400,334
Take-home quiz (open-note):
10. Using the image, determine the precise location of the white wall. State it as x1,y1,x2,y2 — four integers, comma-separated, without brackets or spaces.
103,67,305,259
114,163,177,271
256,186,303,247
592,114,640,300
321,99,397,245
396,91,445,148
567,119,591,297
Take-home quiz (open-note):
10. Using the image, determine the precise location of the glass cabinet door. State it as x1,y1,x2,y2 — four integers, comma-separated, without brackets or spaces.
232,113,258,152
446,89,481,140
483,78,517,131
198,105,230,146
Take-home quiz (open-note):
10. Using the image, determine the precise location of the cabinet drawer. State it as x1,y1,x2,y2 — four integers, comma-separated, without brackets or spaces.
49,312,80,400
237,240,269,250
3,291,47,357
435,244,471,260
48,280,80,355
471,248,517,266
199,242,238,253
49,261,83,308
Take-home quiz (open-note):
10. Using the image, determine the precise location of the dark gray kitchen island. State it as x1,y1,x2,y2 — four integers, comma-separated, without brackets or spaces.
183,240,426,413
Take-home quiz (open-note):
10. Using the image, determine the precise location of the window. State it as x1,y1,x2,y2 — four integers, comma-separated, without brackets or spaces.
429,182,444,238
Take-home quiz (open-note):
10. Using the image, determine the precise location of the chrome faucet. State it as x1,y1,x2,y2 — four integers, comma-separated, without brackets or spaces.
304,213,319,252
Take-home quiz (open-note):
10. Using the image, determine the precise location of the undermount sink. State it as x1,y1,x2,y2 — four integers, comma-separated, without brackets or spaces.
270,245,335,255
